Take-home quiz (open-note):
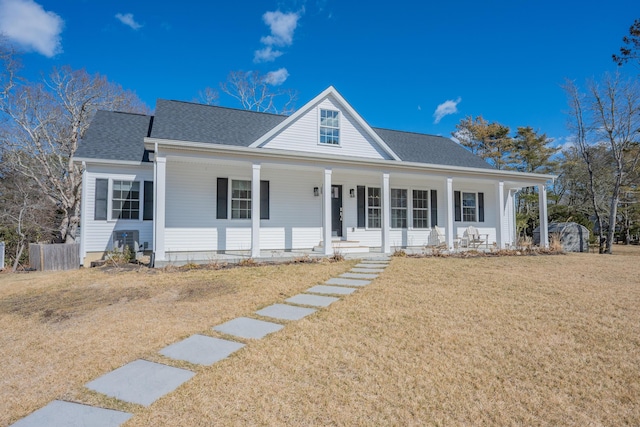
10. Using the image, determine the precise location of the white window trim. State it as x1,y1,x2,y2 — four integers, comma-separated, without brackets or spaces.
390,188,408,230
366,186,382,230
318,108,341,146
108,178,144,222
410,187,431,230
229,177,253,221
460,190,479,223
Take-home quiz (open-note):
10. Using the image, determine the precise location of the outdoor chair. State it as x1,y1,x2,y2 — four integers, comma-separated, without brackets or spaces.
428,226,447,248
461,226,488,249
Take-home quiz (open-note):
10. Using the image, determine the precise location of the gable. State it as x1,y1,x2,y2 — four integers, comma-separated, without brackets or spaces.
258,94,393,160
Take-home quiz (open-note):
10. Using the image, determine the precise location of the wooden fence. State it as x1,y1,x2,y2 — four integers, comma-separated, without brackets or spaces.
29,243,80,271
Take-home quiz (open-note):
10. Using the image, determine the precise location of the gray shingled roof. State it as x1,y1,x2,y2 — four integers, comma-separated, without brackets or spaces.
75,110,152,162
372,127,494,169
150,99,287,146
77,100,494,170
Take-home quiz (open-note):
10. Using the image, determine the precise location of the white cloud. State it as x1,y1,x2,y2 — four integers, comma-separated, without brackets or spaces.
261,11,299,46
115,13,142,30
265,68,289,86
433,97,462,124
253,46,283,63
0,0,63,57
254,10,301,63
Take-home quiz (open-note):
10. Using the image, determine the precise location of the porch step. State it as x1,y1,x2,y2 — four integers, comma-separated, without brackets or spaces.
312,240,370,254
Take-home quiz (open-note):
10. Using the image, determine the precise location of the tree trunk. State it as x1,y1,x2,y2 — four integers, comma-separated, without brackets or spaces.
606,176,622,254
12,241,24,272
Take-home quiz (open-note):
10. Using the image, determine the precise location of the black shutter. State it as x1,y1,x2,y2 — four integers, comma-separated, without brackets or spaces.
95,178,108,220
143,181,153,220
260,180,269,220
478,192,485,222
217,178,228,219
430,189,438,227
454,190,461,222
357,186,366,228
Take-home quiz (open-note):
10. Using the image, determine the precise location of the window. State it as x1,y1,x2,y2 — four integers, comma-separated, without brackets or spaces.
454,191,485,222
391,189,407,228
412,189,429,228
217,178,270,220
367,187,381,228
319,109,339,145
112,180,140,220
462,192,476,222
231,180,251,219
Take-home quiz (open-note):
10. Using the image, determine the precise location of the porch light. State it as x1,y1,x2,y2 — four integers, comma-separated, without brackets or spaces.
349,188,355,198
313,187,319,197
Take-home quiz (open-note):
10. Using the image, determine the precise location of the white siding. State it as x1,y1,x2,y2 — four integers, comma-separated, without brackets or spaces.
82,165,154,256
164,161,325,252
261,95,391,159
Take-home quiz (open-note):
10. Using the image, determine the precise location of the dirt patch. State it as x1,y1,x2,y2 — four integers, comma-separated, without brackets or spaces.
0,285,152,323
175,280,237,302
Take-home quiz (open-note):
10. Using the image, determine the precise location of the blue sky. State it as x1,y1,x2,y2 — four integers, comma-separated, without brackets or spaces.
1,0,638,149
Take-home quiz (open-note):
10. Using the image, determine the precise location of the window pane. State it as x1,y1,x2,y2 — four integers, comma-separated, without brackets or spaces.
320,109,340,145
111,180,140,220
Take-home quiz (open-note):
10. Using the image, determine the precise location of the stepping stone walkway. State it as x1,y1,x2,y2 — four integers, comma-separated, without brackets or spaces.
256,303,317,321
10,400,132,427
159,335,245,366
306,284,358,295
11,256,390,427
286,294,339,307
85,359,195,407
214,316,284,339
325,277,371,287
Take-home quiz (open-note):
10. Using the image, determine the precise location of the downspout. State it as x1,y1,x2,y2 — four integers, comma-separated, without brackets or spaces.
79,161,88,266
151,142,158,267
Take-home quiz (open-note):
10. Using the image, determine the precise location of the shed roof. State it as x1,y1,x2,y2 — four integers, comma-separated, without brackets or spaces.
75,110,152,162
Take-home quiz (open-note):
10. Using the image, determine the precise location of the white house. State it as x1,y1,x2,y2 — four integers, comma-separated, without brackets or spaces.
74,86,553,266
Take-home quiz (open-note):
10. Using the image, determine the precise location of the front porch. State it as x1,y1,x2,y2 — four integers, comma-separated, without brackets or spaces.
152,150,550,265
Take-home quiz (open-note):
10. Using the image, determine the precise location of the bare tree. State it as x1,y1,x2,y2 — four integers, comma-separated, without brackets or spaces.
0,45,149,243
564,73,640,253
197,86,219,106
219,70,297,114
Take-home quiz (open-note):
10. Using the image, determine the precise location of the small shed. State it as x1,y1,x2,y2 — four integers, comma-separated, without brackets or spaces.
533,222,590,252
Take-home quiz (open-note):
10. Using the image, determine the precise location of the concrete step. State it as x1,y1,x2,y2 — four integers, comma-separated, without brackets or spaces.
312,240,370,253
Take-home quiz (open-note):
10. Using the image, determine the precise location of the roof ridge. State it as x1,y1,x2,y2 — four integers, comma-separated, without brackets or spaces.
372,126,449,140
97,109,153,118
157,99,288,118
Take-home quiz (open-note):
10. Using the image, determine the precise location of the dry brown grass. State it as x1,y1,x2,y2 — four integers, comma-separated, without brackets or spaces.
2,246,640,426
0,260,354,426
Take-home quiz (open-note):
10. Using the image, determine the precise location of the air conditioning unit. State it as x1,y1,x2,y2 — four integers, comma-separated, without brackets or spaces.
112,230,140,255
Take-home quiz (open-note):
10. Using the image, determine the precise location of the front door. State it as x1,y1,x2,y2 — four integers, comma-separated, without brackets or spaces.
331,185,343,237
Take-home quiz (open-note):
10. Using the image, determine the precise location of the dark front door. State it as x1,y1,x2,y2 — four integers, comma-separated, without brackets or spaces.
331,185,343,237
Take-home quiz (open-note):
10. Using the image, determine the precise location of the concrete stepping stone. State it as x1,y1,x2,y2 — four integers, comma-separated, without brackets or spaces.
325,277,371,287
159,335,245,366
286,294,339,307
361,258,390,262
256,303,317,321
10,400,132,427
341,272,378,279
213,317,283,339
307,285,357,295
351,267,385,273
85,359,194,407
355,263,387,268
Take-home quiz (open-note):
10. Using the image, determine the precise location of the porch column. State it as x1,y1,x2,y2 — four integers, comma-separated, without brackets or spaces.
381,172,391,254
446,177,454,250
538,183,549,248
251,163,261,258
496,181,505,249
79,162,88,264
154,156,167,262
323,168,333,255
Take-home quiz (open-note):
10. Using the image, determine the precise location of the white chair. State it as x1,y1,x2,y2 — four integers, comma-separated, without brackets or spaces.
428,226,447,248
461,226,487,249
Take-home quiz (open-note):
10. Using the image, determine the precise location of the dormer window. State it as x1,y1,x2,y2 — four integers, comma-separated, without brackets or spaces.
319,109,340,145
